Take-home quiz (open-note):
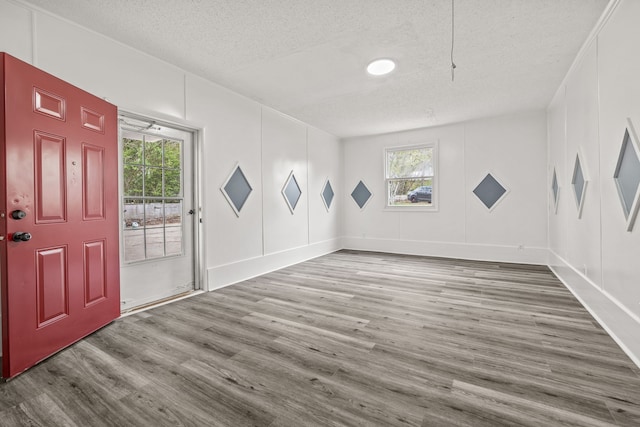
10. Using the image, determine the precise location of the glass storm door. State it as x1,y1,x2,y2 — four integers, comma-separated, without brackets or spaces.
119,117,196,311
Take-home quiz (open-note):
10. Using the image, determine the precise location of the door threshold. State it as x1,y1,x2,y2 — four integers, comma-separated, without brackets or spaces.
120,290,204,317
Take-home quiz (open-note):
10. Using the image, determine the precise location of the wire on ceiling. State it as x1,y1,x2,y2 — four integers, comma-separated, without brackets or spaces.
451,0,457,82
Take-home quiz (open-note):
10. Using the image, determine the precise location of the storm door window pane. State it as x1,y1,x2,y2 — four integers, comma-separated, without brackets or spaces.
123,229,145,262
122,132,184,262
145,167,163,197
123,198,145,262
144,136,163,167
124,165,144,196
144,200,165,259
123,136,143,164
164,168,182,198
164,140,181,169
165,200,183,256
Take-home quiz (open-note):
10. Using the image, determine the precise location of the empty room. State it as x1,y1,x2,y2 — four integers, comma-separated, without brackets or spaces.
1,0,639,425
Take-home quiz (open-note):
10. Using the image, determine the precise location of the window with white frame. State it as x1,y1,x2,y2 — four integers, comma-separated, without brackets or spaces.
385,144,437,208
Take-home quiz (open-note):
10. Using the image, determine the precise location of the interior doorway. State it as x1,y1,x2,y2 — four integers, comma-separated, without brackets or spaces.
118,113,199,311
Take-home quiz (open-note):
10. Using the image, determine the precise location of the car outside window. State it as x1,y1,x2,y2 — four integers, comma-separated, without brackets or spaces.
385,144,437,208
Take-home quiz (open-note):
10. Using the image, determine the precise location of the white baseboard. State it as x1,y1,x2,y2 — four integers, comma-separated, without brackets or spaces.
206,238,342,291
548,251,640,369
342,236,549,265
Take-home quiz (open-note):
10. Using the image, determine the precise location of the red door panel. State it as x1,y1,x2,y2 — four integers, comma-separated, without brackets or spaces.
36,246,69,326
34,87,66,120
83,240,107,306
82,143,106,220
34,131,67,223
0,52,120,379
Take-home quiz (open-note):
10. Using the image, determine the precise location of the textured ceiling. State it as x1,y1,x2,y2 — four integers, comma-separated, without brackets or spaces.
23,0,609,138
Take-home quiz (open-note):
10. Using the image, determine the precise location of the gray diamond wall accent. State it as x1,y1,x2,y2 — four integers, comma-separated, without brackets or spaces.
221,164,252,217
473,173,507,210
282,171,302,214
351,180,372,209
321,179,335,211
571,153,587,218
551,168,559,213
614,120,640,231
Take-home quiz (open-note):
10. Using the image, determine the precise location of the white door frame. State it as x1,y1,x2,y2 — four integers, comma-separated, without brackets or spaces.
117,110,204,306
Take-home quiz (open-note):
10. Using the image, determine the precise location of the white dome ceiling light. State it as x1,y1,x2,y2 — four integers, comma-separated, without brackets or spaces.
367,58,396,76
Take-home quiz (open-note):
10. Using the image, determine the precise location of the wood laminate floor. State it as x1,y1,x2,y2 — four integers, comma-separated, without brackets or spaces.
1,250,640,426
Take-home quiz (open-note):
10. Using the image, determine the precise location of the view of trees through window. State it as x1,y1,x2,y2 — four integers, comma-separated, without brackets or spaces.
123,137,181,199
386,145,435,207
122,132,183,262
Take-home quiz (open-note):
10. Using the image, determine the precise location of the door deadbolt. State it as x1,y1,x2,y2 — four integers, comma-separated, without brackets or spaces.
11,210,26,220
12,232,31,242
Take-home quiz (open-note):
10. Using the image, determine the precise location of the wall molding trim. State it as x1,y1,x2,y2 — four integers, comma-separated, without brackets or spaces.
549,0,621,108
342,237,549,265
549,250,640,368
207,238,341,291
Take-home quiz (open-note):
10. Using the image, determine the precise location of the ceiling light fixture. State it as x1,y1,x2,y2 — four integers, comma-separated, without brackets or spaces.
367,58,396,76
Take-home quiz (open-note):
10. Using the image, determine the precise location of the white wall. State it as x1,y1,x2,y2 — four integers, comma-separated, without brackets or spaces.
185,74,264,272
547,89,566,259
547,0,640,366
343,111,549,265
308,127,342,245
184,76,342,289
0,0,31,63
564,41,602,286
34,12,186,119
262,108,309,255
0,0,342,355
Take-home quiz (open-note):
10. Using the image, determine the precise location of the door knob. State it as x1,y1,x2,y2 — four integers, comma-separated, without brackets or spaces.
11,210,26,220
12,232,32,242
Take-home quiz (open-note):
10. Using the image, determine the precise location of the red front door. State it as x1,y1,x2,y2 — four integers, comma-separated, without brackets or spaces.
0,53,120,379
